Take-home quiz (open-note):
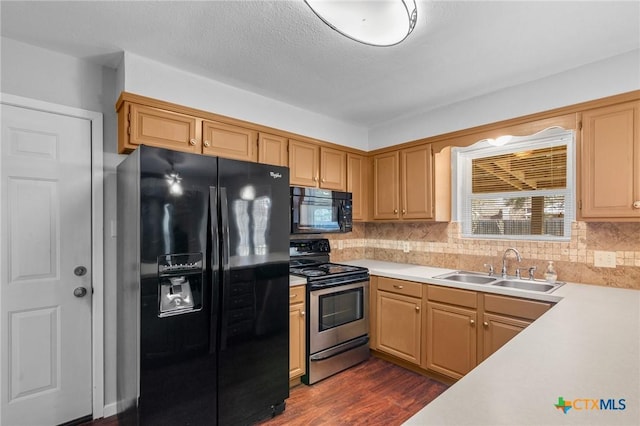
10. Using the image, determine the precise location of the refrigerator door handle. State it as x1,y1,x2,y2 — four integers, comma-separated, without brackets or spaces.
219,187,231,350
209,186,219,354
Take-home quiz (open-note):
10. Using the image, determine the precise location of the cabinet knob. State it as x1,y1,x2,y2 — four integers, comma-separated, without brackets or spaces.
393,209,398,214
290,293,297,299
204,140,211,147
314,177,318,182
393,284,404,289
633,201,640,209
470,319,475,325
321,178,325,183
189,138,197,146
415,306,420,312
483,321,489,327
300,311,305,317
402,209,406,214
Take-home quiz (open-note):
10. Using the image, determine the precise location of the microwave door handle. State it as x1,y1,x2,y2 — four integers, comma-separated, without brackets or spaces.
338,201,345,232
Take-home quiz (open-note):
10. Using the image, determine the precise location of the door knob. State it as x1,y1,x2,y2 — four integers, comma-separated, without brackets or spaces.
74,266,87,276
74,287,88,297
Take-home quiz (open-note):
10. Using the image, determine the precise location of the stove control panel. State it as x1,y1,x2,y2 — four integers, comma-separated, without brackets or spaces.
290,238,331,256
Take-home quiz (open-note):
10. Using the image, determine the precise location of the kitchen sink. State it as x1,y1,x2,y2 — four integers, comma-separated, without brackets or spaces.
491,279,563,293
433,271,498,285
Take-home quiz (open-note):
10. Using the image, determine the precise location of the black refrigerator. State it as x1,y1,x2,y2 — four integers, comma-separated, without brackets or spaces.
116,145,290,425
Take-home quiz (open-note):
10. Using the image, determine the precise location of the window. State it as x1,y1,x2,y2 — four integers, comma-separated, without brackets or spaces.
453,128,575,241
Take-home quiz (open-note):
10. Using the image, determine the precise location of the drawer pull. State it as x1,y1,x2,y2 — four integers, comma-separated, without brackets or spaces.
393,285,404,289
290,294,297,298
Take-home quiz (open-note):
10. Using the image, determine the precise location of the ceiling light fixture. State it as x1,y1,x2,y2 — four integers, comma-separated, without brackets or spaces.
305,0,418,47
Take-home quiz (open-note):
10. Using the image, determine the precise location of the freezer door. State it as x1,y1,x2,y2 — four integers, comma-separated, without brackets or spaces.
217,159,290,424
136,146,219,425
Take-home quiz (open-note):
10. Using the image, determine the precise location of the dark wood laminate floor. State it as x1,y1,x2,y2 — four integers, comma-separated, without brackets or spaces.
85,357,448,426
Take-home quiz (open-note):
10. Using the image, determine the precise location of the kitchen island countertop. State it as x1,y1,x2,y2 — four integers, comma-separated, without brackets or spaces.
342,259,640,426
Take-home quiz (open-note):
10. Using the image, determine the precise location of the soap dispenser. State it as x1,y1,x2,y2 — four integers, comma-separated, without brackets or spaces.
544,261,557,283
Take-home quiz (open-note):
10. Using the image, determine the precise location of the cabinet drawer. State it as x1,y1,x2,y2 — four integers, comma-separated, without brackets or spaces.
484,294,551,320
289,286,305,305
377,277,423,298
427,285,477,308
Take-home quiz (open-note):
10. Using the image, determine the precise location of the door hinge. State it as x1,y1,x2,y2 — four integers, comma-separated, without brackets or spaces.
127,126,131,135
578,120,583,131
578,199,582,210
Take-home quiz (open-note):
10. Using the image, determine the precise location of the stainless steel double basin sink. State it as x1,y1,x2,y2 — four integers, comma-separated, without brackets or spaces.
433,270,564,293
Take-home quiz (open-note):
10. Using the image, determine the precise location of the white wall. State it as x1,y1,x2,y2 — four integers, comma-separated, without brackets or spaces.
121,52,369,150
368,49,640,150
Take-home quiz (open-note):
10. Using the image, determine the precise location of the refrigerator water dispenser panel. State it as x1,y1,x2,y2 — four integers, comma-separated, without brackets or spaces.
157,253,203,317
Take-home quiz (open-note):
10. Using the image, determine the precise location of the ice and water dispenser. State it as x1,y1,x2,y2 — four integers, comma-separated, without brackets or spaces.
157,253,203,317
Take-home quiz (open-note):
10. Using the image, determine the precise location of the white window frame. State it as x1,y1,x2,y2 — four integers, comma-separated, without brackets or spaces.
452,127,575,241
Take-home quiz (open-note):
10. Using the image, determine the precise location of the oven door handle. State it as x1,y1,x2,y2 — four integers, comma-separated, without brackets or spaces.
309,336,370,362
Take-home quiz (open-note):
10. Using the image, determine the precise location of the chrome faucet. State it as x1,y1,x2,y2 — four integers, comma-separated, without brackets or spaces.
501,248,522,278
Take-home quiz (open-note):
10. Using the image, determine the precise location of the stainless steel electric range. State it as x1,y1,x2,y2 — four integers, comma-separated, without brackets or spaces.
289,239,370,385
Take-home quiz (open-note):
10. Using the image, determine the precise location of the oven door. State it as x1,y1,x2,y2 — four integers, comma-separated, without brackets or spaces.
309,280,369,354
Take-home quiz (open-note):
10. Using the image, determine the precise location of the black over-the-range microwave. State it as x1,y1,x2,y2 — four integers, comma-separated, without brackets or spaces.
290,186,352,234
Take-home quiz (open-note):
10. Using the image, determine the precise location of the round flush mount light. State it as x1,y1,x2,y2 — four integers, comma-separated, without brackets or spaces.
305,0,418,47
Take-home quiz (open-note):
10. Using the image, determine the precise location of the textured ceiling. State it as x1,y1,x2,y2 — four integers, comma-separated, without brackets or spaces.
1,1,639,127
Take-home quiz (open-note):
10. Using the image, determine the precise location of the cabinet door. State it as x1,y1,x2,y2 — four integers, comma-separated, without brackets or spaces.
320,147,347,191
347,153,368,221
481,313,530,361
376,290,421,364
425,301,477,380
289,139,319,187
289,301,306,379
202,120,257,161
581,101,640,219
127,103,199,153
373,151,400,219
258,133,288,166
401,144,434,219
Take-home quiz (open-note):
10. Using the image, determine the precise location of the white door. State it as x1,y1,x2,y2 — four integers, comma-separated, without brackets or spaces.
0,104,93,425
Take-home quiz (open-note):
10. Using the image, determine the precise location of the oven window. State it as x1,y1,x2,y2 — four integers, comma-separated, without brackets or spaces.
318,287,363,332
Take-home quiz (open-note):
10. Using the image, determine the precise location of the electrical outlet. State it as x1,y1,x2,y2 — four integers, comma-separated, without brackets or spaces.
403,242,410,253
594,250,617,268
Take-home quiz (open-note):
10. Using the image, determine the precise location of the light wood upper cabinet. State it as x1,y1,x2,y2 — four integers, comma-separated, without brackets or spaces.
373,144,436,220
123,103,200,154
580,101,640,220
202,120,257,162
258,133,288,167
373,151,400,219
289,139,319,187
402,145,434,219
289,286,306,381
289,139,347,190
320,147,347,190
347,153,368,221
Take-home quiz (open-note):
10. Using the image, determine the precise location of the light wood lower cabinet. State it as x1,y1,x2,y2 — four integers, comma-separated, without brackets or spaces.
370,275,554,382
424,286,478,380
481,313,530,361
374,277,423,365
289,286,306,382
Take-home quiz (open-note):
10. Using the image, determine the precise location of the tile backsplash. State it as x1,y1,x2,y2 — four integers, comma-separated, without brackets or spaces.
328,222,640,290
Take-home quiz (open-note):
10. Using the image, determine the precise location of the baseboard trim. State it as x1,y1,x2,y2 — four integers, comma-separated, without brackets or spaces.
102,402,118,419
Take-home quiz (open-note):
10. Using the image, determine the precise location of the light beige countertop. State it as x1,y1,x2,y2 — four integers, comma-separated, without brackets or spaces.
289,275,306,287
341,259,640,426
